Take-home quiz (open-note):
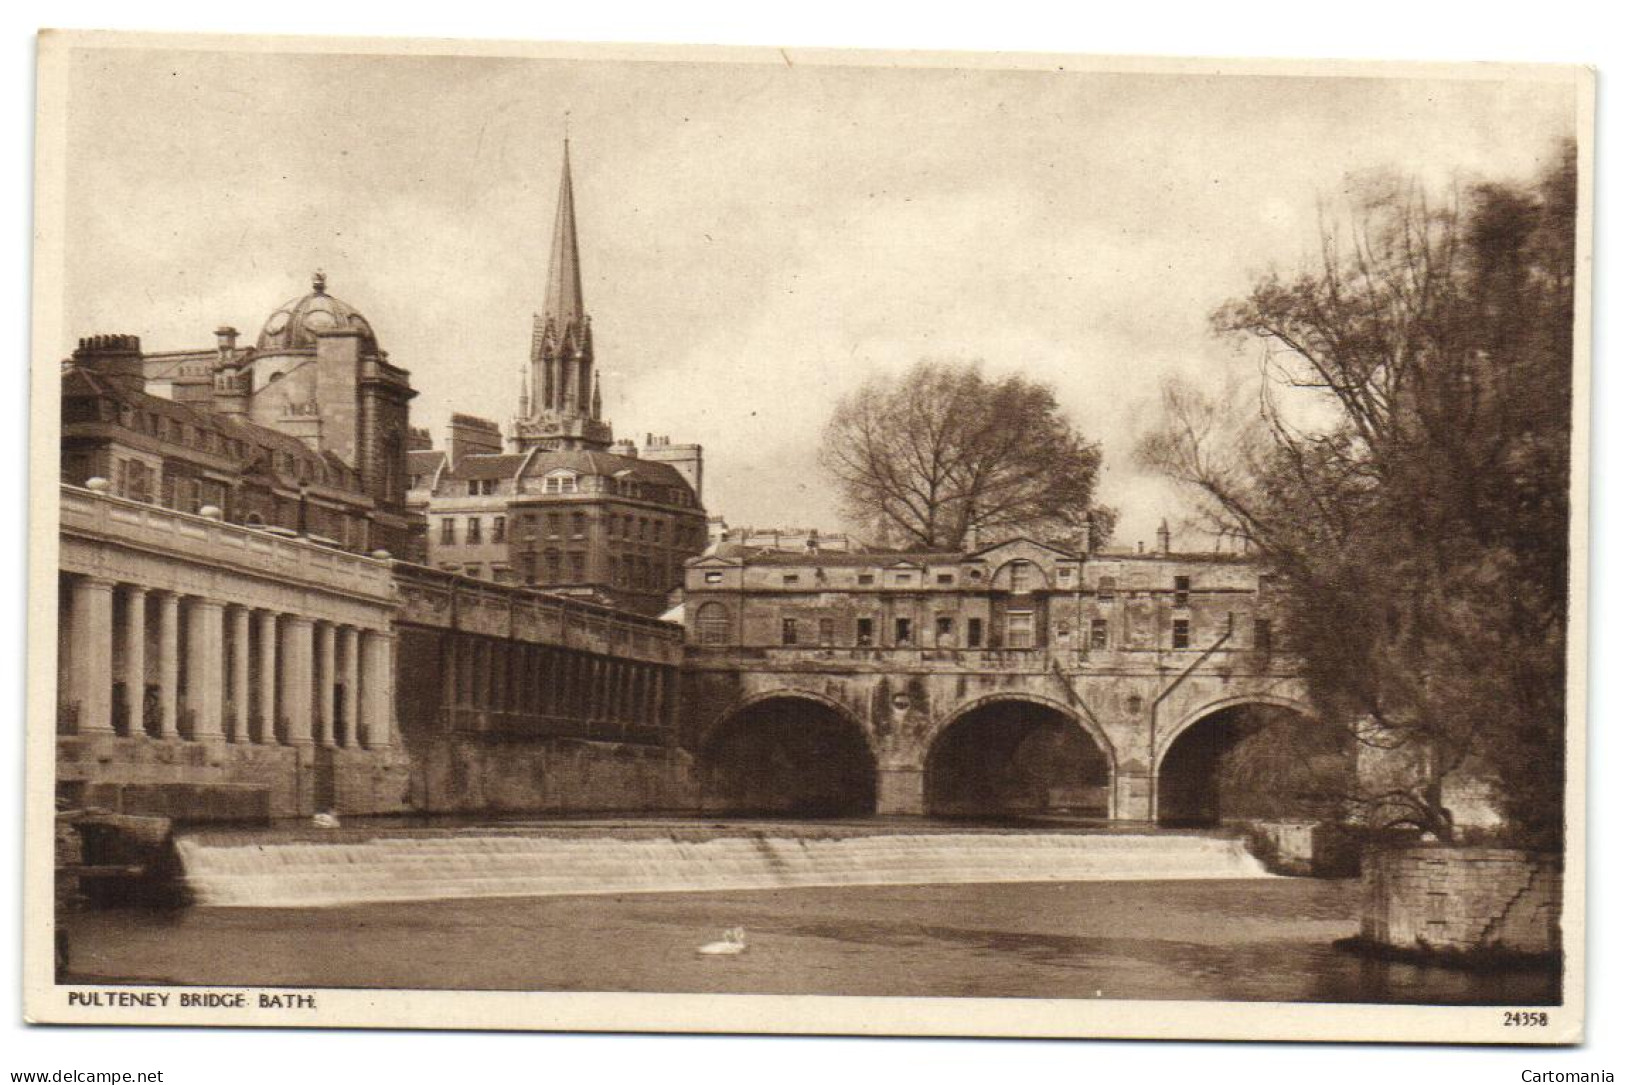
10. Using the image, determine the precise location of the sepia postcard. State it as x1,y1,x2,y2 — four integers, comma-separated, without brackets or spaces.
25,30,1593,1043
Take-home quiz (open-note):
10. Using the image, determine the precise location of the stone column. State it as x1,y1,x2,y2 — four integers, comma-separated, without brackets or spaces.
443,633,460,710
230,607,251,742
185,598,226,740
156,591,180,739
316,622,337,747
122,585,148,736
279,616,315,746
341,626,360,748
255,610,278,744
68,576,116,735
362,629,394,748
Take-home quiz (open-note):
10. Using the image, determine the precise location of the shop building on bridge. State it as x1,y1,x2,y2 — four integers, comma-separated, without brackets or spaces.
679,535,1333,824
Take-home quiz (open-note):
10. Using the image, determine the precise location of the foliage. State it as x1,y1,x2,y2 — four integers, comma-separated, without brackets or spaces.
821,360,1115,551
1140,146,1576,848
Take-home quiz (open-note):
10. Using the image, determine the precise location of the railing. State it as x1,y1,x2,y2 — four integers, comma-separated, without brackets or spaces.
59,484,395,600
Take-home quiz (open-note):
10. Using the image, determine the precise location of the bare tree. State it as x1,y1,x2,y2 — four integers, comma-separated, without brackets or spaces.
821,360,1114,551
1141,148,1576,848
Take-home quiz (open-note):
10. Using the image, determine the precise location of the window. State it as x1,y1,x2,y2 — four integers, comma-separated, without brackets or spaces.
608,556,620,585
1097,576,1116,602
1174,575,1191,608
569,552,585,581
544,550,561,582
653,521,664,543
967,617,984,648
492,516,506,544
1090,618,1109,650
783,574,800,586
856,618,874,647
895,618,913,646
1172,618,1191,650
896,573,912,584
818,618,835,647
571,512,586,538
1059,567,1074,581
704,571,723,585
522,554,537,583
696,602,730,646
466,517,482,544
440,519,456,545
858,574,875,586
547,513,562,538
937,573,954,585
935,616,954,644
782,618,799,646
544,473,578,494
1009,561,1033,592
1254,618,1273,653
1006,612,1034,649
466,479,479,496
120,459,154,503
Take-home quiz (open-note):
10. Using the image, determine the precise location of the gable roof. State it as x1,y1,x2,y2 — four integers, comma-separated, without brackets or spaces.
963,535,1083,561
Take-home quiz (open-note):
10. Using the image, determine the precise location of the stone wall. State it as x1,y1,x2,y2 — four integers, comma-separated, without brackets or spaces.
1246,819,1358,877
405,735,695,815
1360,845,1561,957
57,735,412,821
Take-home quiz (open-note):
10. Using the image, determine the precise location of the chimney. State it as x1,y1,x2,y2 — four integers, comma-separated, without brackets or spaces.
447,413,504,466
1156,519,1171,555
215,325,238,357
72,334,145,395
640,434,704,504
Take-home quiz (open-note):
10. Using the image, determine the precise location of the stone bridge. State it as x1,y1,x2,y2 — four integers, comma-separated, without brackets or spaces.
682,643,1314,822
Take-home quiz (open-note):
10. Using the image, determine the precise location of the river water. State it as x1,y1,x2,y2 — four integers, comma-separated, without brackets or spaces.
63,877,1557,1004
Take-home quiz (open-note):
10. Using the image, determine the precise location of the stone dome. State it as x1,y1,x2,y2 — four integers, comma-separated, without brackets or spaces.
256,271,379,353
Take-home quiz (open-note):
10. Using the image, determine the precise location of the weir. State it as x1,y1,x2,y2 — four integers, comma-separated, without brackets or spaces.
173,826,1271,907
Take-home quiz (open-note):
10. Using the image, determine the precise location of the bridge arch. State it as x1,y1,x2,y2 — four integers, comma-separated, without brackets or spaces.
924,693,1117,819
1154,693,1351,827
697,689,878,817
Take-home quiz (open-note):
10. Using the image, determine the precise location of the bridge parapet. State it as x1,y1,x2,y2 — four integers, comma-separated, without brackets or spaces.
393,562,682,665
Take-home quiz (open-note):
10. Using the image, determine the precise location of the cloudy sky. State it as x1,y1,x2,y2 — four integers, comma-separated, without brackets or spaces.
53,43,1578,546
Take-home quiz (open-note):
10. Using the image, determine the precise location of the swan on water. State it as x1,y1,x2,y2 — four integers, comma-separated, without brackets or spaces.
697,927,747,955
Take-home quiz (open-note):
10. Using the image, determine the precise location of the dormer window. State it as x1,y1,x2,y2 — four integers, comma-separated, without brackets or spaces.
543,472,579,495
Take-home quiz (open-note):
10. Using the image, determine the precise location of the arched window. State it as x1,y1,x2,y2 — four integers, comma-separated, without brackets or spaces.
696,602,731,646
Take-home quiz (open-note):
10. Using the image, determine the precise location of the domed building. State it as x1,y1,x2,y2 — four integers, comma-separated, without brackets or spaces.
60,272,423,561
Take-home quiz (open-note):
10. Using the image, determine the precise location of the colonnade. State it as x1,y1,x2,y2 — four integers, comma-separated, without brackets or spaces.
441,633,672,735
60,573,394,749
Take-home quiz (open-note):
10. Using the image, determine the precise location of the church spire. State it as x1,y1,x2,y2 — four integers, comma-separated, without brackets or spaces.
542,138,585,336
515,133,614,453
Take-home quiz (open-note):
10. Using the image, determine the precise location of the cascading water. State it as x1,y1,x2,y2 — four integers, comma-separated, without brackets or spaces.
173,828,1272,908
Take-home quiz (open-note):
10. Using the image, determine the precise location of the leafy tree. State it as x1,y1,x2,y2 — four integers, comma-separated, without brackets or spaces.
1140,146,1576,848
821,360,1115,551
